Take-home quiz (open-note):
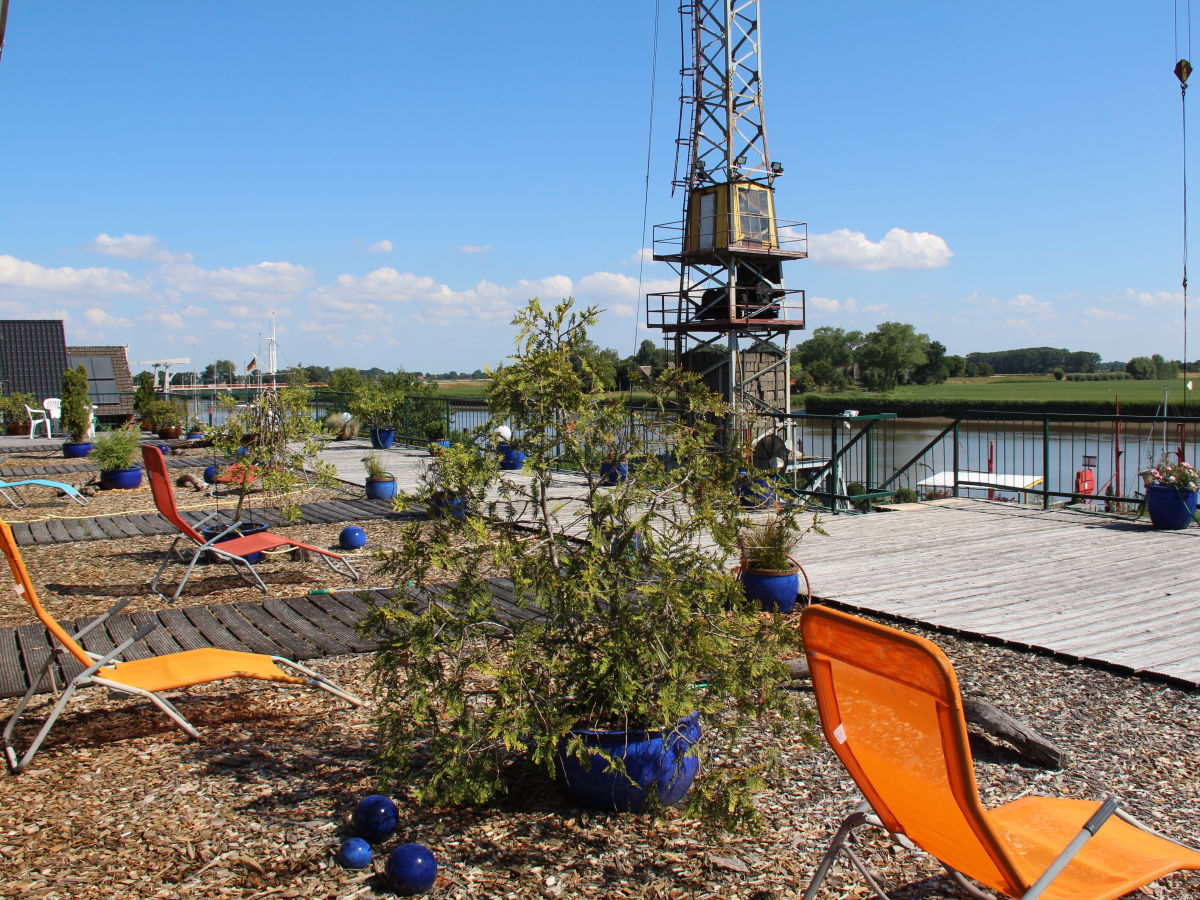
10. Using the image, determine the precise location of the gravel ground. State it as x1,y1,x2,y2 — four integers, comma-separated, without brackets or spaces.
0,599,1196,898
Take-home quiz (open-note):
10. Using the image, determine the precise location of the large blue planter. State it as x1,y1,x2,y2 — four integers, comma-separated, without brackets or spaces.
498,444,526,470
1145,484,1198,529
370,427,396,449
99,466,143,490
429,493,468,519
741,568,801,613
556,713,701,812
366,477,398,501
599,462,629,486
62,442,92,459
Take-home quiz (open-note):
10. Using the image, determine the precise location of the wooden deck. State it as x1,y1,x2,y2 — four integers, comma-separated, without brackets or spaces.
804,499,1200,687
5,497,409,547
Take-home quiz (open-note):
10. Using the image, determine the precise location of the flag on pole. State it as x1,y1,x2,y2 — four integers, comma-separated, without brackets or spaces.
246,356,258,373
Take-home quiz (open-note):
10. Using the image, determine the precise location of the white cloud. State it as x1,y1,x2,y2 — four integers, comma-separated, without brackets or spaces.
84,232,193,263
1007,293,1054,317
459,245,493,254
621,248,655,267
0,254,146,298
810,227,953,271
807,296,858,314
609,303,636,317
367,240,394,254
158,260,315,303
83,307,133,328
1125,288,1183,309
1083,307,1133,321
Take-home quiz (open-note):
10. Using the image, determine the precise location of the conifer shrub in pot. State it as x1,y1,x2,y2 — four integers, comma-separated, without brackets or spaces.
92,427,143,489
367,298,813,827
60,366,94,457
206,377,337,540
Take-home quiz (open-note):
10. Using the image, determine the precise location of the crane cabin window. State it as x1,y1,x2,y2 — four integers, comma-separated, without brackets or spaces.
735,185,774,247
697,191,717,251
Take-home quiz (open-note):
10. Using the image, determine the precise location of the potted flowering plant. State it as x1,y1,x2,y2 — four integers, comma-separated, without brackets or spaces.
737,509,824,613
1141,455,1199,529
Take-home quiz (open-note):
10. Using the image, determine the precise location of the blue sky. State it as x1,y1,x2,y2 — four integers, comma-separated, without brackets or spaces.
0,1,1195,375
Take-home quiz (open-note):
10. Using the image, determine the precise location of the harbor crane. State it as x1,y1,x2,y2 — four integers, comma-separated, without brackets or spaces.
646,0,806,467
135,358,190,394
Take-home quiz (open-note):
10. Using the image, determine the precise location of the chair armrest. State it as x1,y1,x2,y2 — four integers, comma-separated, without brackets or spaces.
71,597,133,640
1021,797,1119,899
77,622,160,679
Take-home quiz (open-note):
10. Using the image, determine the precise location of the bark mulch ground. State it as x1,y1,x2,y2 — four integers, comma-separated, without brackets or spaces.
0,526,1196,897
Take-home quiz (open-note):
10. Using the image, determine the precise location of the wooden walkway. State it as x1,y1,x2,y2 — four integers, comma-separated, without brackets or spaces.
0,455,196,479
6,497,408,547
804,499,1200,687
0,589,387,699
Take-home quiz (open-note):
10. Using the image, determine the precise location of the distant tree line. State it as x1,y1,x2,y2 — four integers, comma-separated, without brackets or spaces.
966,347,1101,375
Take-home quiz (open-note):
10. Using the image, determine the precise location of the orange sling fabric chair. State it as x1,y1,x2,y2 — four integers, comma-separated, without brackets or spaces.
800,605,1200,900
142,445,358,602
0,520,364,774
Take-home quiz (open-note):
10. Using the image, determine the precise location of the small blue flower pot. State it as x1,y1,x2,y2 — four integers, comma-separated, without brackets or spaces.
366,477,398,501
100,467,143,491
599,462,629,486
498,444,526,470
370,427,396,450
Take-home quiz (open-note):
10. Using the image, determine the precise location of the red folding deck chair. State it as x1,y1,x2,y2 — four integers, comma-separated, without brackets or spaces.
801,605,1200,900
142,445,359,602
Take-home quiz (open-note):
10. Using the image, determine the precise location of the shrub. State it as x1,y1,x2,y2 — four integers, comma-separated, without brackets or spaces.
61,366,92,443
90,427,141,471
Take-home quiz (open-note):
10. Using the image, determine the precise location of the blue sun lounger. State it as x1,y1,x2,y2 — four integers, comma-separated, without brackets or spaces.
0,479,88,509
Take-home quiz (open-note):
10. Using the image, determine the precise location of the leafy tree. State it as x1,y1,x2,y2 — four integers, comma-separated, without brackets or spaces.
856,322,929,391
945,355,968,377
1126,356,1155,380
61,366,92,443
201,360,236,385
328,367,366,394
911,340,950,385
1151,354,1179,380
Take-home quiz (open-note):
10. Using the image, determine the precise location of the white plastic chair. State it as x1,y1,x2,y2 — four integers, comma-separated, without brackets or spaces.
41,399,61,437
23,405,50,440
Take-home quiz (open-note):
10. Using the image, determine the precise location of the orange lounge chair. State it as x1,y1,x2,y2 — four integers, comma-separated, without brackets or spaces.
142,445,358,602
0,520,364,774
800,605,1200,900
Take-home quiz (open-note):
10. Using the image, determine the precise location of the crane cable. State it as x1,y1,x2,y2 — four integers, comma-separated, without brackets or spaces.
1177,1,1192,415
632,0,662,359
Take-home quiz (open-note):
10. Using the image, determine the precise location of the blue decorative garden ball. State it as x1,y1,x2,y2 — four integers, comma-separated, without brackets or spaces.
339,525,367,551
351,794,398,842
156,443,171,455
203,465,218,484
386,843,438,895
338,837,372,869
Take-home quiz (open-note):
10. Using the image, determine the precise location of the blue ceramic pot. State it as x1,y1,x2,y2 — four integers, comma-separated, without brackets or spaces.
741,568,800,613
203,464,218,484
737,472,776,508
1145,484,1198,529
599,462,629,486
199,521,269,564
498,444,526,470
556,712,701,812
186,431,204,440
366,477,398,501
370,427,395,450
429,439,451,455
100,467,143,491
62,442,92,459
429,493,468,519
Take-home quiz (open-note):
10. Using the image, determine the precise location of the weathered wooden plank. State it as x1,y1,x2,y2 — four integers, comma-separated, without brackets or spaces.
70,615,118,659
180,605,246,652
8,523,34,547
262,597,346,654
14,623,64,692
232,601,318,660
44,520,73,543
103,614,154,661
155,608,211,651
0,628,29,698
129,610,185,657
281,595,376,653
101,516,144,539
26,522,53,545
295,503,340,524
61,519,89,542
208,604,289,655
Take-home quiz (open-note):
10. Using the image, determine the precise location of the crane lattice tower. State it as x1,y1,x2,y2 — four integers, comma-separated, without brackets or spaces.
646,0,806,463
